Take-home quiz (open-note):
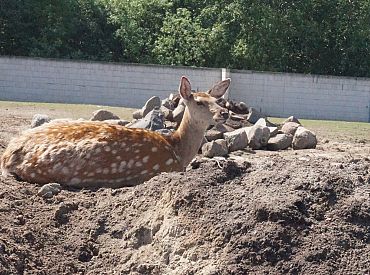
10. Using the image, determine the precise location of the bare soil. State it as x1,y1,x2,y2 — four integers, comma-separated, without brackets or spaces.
0,106,369,275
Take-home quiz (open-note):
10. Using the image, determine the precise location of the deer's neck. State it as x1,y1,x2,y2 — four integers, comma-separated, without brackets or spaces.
168,108,209,168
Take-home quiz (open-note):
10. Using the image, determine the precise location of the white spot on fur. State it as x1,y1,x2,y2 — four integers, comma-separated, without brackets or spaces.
30,173,36,178
96,148,102,153
153,164,160,171
96,168,102,173
112,150,117,154
140,170,148,175
105,146,111,152
151,147,158,152
135,162,142,167
134,149,140,153
62,167,69,174
142,156,149,163
103,168,109,174
165,158,174,165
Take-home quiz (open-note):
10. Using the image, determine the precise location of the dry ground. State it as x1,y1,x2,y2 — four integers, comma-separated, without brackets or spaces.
0,101,369,275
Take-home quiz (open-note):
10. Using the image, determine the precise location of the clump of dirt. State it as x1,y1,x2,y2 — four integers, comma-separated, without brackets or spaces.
0,110,369,274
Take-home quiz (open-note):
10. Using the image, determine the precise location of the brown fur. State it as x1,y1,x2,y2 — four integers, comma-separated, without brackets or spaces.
0,77,230,187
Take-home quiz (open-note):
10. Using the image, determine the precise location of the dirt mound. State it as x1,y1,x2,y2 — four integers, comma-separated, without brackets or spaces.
1,153,369,274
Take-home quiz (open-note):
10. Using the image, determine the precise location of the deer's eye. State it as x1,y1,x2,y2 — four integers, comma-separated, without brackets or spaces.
196,101,205,106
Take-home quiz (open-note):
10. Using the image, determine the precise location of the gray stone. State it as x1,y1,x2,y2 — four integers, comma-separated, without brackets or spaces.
142,96,161,117
268,127,279,137
283,116,301,125
128,107,164,131
224,127,252,139
31,114,51,128
206,123,234,141
202,139,228,158
293,127,317,149
247,125,270,149
172,103,186,123
267,134,293,151
225,130,248,152
38,183,62,198
237,102,248,113
104,119,130,126
247,107,266,124
255,118,277,127
132,110,143,119
162,98,176,110
155,129,173,136
160,106,173,120
205,129,224,141
90,109,120,121
281,122,300,135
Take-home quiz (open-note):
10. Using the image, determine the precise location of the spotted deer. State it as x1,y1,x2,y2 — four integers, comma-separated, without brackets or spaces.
0,76,230,188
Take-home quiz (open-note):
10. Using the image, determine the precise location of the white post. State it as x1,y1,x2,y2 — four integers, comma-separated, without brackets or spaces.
222,68,231,99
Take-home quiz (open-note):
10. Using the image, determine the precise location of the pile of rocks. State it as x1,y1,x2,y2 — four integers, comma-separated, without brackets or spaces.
30,93,317,159
117,93,316,157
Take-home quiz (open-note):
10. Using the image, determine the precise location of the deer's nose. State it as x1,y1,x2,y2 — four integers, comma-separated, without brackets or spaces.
221,110,229,119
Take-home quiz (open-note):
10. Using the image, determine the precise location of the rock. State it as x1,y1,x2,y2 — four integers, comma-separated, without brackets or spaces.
202,139,228,158
225,130,248,152
132,110,143,119
247,125,270,149
214,123,235,133
268,127,279,137
104,119,130,126
90,109,120,121
267,134,293,151
162,98,176,110
155,129,173,136
255,118,277,127
283,116,301,125
225,117,243,129
160,106,173,121
128,107,164,131
165,121,178,130
205,123,231,141
236,102,249,114
142,96,161,117
281,122,300,135
292,127,317,149
31,114,51,128
246,107,266,124
172,103,186,123
224,127,252,139
205,129,224,141
38,183,62,198
216,97,227,108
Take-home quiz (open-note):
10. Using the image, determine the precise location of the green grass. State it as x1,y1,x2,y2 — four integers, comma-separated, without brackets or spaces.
0,100,137,121
270,117,370,141
0,100,369,141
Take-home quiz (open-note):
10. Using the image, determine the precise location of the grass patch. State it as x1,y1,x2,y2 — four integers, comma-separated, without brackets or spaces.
0,100,137,121
270,117,370,141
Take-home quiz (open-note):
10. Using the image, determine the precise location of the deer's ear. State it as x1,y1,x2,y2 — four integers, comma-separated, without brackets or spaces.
208,78,231,98
179,76,192,100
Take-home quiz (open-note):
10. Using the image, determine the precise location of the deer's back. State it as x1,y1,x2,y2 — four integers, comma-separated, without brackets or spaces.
1,121,182,187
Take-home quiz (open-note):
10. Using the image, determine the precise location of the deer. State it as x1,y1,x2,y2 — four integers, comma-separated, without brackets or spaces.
0,76,230,188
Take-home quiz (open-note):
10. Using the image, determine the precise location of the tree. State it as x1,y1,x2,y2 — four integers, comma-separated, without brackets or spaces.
154,8,208,66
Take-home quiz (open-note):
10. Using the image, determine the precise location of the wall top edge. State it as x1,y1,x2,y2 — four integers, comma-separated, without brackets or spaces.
0,55,221,72
229,68,370,82
1,55,370,82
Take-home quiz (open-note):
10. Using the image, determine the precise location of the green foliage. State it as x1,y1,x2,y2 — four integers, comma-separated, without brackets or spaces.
1,0,369,76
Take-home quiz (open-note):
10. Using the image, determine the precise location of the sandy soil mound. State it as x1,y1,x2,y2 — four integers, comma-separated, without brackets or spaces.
0,110,369,274
0,152,369,274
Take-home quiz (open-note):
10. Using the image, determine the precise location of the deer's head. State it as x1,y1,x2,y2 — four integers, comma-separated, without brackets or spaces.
179,76,230,124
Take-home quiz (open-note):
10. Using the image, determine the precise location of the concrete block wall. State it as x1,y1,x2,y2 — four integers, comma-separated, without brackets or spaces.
0,56,221,108
229,70,370,122
0,56,369,122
